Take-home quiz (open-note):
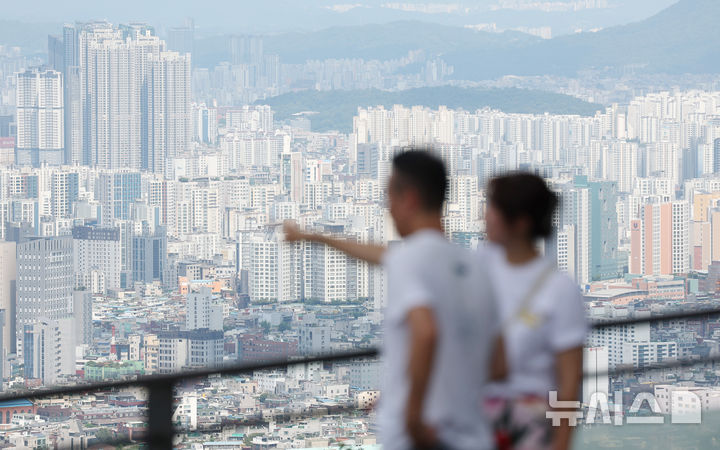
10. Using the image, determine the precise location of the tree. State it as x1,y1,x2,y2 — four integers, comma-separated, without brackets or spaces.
94,428,116,445
260,321,271,333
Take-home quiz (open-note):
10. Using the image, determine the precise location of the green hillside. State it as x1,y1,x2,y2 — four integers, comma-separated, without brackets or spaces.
259,86,603,133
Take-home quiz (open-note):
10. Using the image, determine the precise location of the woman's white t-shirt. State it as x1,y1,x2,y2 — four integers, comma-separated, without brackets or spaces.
480,243,588,398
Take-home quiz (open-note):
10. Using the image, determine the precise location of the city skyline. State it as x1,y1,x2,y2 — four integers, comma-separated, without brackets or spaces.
0,1,719,448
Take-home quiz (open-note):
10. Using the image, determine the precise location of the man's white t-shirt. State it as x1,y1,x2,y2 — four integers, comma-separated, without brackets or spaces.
480,243,588,399
378,230,498,450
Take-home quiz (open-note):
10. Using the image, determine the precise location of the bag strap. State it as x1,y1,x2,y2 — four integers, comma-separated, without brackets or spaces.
502,262,555,330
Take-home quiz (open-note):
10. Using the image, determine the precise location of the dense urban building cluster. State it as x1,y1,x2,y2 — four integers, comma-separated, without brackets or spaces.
0,13,718,448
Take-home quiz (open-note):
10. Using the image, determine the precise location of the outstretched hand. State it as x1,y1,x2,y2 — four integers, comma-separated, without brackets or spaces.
283,220,307,242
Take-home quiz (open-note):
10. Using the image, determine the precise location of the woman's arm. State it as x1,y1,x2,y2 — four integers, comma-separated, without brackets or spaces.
553,346,583,450
283,220,386,265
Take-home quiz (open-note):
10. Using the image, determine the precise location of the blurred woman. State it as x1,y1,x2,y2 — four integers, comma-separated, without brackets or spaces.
481,173,587,450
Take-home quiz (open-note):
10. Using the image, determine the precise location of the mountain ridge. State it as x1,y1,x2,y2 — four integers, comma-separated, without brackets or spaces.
258,86,603,133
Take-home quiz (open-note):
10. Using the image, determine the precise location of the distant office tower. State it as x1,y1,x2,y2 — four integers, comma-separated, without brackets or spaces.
72,225,122,293
0,243,16,357
72,290,93,346
16,236,73,353
15,68,64,166
714,138,720,174
631,201,690,275
97,171,141,225
185,287,223,331
157,329,223,373
167,19,194,55
70,22,191,171
23,317,75,385
50,171,79,218
132,226,167,285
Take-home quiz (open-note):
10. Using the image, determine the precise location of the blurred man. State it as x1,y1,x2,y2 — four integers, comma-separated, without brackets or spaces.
285,150,504,450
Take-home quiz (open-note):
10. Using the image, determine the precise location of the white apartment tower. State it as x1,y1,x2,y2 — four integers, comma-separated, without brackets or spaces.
146,51,192,173
241,230,302,303
15,68,64,166
76,23,190,172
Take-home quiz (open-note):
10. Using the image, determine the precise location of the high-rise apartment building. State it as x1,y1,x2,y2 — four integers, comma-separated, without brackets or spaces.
303,239,353,303
145,50,192,173
631,200,690,275
15,68,64,166
97,171,142,225
552,176,621,284
65,22,191,171
50,171,79,218
240,230,302,303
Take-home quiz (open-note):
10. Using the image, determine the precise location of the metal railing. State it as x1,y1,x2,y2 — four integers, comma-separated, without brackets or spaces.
3,307,720,449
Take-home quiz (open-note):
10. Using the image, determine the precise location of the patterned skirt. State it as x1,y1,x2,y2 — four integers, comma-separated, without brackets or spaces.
484,396,554,450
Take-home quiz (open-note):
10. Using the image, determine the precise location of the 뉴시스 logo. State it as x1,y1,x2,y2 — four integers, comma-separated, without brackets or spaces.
547,390,702,426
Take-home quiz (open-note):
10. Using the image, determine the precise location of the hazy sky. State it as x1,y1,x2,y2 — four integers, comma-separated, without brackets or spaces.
3,0,678,35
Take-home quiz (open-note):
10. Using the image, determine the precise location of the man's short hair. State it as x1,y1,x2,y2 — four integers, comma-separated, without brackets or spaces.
391,150,448,212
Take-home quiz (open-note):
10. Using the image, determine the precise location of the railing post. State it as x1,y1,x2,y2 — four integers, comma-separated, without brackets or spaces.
147,381,174,449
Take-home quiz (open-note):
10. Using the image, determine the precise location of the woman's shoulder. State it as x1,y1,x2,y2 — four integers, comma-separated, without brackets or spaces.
547,268,580,292
542,267,585,317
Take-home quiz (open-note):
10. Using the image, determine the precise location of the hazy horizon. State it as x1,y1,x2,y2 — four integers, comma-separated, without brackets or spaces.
0,0,678,36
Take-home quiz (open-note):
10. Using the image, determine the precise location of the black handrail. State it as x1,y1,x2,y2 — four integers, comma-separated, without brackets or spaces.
0,348,377,449
590,307,720,329
6,308,720,448
0,348,379,403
